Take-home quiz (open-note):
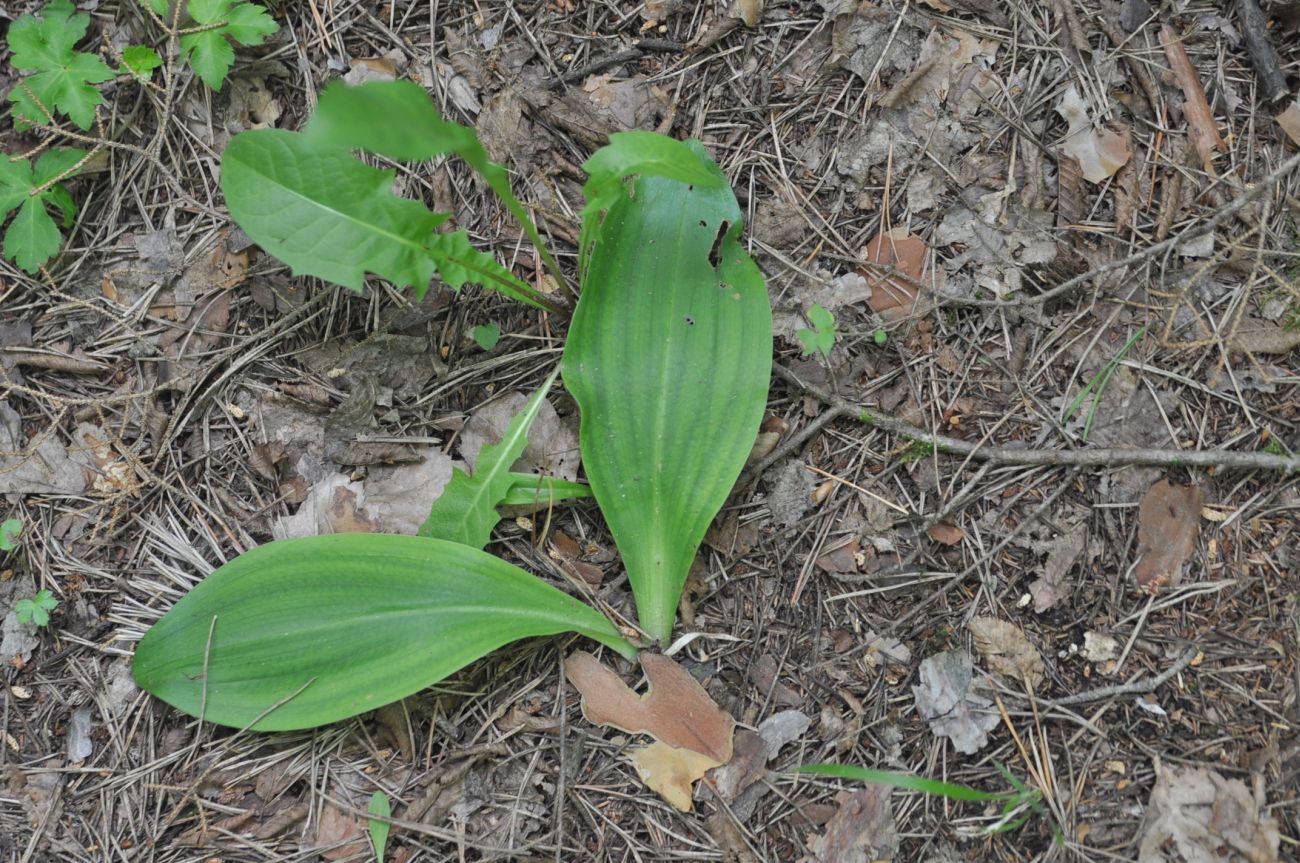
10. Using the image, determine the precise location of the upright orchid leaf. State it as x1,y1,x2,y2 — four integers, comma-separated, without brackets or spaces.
133,534,636,730
563,140,772,644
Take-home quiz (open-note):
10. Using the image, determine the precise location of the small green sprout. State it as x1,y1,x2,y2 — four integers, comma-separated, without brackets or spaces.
471,323,501,351
0,518,21,552
798,304,836,357
368,790,391,860
873,327,888,346
15,589,58,628
120,45,162,79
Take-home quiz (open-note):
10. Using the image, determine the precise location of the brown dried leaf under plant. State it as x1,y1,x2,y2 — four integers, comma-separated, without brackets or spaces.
2,0,1298,861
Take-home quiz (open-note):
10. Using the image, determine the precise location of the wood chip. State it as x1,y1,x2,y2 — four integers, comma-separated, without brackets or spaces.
1161,25,1225,176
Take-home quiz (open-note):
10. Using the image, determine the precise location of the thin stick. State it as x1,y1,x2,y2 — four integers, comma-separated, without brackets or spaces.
775,364,1300,473
1040,647,1198,708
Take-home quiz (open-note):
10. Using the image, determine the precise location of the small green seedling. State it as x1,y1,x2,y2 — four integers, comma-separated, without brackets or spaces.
873,327,888,346
120,45,163,80
2,0,278,273
0,518,22,552
145,0,277,90
1061,325,1146,442
133,80,771,730
0,148,87,272
798,304,836,357
367,791,391,861
6,0,114,131
796,763,1061,842
471,323,501,351
16,589,58,628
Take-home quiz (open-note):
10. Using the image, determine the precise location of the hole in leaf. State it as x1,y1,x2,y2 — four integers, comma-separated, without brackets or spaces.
708,220,730,269
684,315,695,326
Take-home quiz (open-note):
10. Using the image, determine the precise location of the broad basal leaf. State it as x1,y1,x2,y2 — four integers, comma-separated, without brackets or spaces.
221,130,446,294
563,140,772,644
179,0,278,90
7,0,115,130
420,369,558,547
0,148,86,272
133,533,636,730
304,81,562,306
577,131,723,277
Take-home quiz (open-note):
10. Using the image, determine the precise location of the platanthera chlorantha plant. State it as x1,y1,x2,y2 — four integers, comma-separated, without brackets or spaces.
132,80,772,731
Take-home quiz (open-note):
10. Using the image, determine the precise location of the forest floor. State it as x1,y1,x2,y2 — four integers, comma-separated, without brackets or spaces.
1,0,1299,861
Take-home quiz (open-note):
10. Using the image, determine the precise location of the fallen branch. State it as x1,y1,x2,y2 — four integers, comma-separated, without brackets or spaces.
775,364,1300,473
1237,0,1290,104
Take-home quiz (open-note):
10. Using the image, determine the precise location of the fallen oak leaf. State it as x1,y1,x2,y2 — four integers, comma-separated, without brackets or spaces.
565,651,734,763
628,741,721,812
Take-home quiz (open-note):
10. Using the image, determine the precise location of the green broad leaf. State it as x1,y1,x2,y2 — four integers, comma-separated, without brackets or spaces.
563,140,772,644
179,0,278,90
121,45,163,78
472,323,501,351
502,473,592,508
794,764,1021,802
368,791,391,860
420,369,558,547
578,131,724,272
221,130,446,295
580,131,722,222
132,533,636,730
304,81,564,304
6,0,115,130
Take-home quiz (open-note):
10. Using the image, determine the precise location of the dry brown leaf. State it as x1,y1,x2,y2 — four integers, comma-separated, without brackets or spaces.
1229,321,1300,356
816,538,859,573
733,0,763,27
968,616,1045,689
1055,84,1131,183
927,522,965,546
861,229,930,321
628,741,721,811
1138,761,1280,863
565,651,734,763
1135,479,1202,593
808,784,899,863
1028,523,1089,612
1161,25,1226,176
1278,101,1300,147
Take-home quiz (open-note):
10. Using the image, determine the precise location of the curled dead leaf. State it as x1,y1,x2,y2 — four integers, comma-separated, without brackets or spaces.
1055,84,1131,183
